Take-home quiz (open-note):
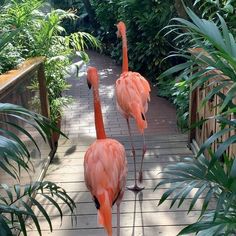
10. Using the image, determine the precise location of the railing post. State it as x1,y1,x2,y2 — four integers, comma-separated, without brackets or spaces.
37,63,50,119
188,87,197,145
37,62,55,152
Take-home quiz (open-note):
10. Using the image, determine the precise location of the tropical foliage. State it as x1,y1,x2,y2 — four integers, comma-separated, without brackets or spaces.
193,0,236,34
0,103,75,235
0,0,99,123
56,0,178,80
50,0,193,129
156,6,236,235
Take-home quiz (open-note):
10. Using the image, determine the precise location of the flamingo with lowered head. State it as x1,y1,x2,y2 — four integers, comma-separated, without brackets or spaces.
115,21,151,192
84,67,127,236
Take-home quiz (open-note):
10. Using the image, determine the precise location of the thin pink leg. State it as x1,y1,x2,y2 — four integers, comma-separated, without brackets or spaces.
117,203,120,236
126,119,144,192
138,133,146,183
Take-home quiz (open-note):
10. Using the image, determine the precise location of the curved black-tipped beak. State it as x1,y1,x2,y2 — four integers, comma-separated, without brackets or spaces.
87,79,92,89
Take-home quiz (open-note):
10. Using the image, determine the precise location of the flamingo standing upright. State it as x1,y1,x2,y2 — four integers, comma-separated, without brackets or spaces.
84,67,127,236
115,21,151,192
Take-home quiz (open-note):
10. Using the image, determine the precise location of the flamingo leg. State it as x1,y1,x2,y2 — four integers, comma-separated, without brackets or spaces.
126,119,144,192
138,133,146,183
117,203,120,236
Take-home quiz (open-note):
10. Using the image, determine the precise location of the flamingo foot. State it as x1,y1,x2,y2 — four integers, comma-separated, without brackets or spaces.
138,171,143,183
127,184,144,192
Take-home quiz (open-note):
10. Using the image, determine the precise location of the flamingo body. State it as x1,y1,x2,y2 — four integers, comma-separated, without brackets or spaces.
84,139,127,236
84,67,127,236
116,71,150,133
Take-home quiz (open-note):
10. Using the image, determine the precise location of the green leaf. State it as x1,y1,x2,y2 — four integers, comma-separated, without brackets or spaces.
14,184,21,199
0,160,17,179
157,61,193,80
198,128,234,156
230,158,236,178
201,187,214,216
0,215,12,236
158,183,182,206
1,184,13,203
40,194,63,222
18,215,27,236
215,135,236,159
21,200,42,236
188,183,207,213
201,83,226,107
178,221,222,235
1,121,40,153
178,181,199,207
30,197,53,232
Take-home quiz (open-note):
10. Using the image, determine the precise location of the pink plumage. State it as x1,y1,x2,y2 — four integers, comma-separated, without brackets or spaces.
115,21,151,191
116,71,150,133
84,67,127,236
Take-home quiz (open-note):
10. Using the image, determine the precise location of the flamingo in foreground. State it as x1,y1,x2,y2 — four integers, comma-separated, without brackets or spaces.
115,21,151,192
84,67,127,236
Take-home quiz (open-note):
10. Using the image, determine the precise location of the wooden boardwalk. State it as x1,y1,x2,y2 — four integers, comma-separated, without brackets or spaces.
28,52,200,236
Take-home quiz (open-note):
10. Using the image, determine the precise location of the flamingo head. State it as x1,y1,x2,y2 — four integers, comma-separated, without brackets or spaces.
87,67,99,89
116,21,126,38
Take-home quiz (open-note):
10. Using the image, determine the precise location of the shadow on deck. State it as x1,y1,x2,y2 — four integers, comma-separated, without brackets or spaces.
28,52,199,236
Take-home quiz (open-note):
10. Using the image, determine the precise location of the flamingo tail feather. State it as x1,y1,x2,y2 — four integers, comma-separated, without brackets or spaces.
97,191,112,236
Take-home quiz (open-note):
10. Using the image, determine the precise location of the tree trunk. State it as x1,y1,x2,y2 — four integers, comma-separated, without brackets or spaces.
174,0,188,19
174,0,195,19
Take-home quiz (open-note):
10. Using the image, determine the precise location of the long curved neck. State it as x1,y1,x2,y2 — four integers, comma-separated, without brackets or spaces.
93,88,106,139
121,31,128,73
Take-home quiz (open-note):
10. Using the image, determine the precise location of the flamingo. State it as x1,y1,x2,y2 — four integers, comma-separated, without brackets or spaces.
115,21,151,192
84,67,127,236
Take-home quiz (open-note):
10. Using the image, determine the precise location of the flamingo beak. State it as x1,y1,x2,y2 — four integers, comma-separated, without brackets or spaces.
115,24,120,38
116,30,121,38
87,79,92,89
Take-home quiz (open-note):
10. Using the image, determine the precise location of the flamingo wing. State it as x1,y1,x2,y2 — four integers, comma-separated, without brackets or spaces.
115,71,151,133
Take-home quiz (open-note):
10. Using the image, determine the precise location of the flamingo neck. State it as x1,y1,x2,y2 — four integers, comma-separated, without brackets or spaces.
93,88,106,139
121,33,128,73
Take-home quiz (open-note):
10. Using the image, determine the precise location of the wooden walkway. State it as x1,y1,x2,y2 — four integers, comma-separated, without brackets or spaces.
28,52,200,236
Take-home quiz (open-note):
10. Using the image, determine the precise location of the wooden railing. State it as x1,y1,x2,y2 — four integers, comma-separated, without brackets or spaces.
0,57,54,184
0,57,50,118
188,51,236,157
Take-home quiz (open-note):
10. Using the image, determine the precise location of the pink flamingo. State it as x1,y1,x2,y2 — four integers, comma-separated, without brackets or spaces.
115,21,151,192
84,67,127,236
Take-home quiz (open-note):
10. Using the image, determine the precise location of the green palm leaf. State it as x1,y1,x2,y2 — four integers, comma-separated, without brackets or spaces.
0,103,66,179
0,181,75,235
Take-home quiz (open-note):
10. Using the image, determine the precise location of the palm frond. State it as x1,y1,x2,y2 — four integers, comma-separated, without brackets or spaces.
0,181,76,235
0,103,66,179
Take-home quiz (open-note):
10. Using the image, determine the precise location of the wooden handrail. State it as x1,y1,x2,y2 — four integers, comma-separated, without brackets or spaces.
0,57,44,93
0,56,50,118
0,57,54,151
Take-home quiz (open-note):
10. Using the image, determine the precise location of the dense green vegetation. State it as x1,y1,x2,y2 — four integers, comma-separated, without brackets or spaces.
54,0,181,80
156,6,236,235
